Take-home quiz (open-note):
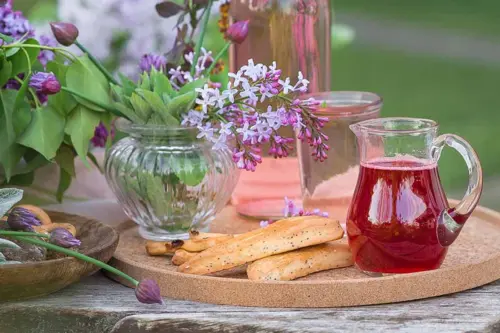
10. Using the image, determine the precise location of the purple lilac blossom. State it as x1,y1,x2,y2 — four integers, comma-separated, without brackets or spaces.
183,59,328,172
259,197,329,227
37,35,57,67
91,122,114,148
135,279,164,305
0,0,34,41
49,228,81,248
7,207,41,232
139,53,167,73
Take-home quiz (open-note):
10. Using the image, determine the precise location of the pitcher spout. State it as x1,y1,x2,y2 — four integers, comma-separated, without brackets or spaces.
349,123,362,137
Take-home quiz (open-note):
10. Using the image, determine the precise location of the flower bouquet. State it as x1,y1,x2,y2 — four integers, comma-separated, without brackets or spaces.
0,0,329,240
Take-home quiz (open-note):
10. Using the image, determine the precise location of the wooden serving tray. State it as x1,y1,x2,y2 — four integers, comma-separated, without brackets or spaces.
107,203,500,308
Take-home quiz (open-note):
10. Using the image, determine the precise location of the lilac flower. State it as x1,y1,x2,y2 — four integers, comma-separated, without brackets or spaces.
91,122,114,148
49,22,79,46
0,1,34,41
135,279,164,305
187,59,329,172
37,35,57,67
139,53,166,73
226,20,249,44
49,228,81,248
259,198,329,227
29,72,61,95
7,207,41,232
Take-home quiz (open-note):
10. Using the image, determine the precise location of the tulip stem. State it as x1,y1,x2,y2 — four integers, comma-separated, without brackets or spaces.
190,0,214,77
0,231,49,238
9,235,139,287
205,42,230,76
74,41,120,86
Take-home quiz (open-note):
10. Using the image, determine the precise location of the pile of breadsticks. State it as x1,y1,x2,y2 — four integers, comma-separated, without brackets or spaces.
145,215,353,281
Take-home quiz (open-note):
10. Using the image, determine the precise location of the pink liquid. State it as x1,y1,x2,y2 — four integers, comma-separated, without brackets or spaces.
347,157,450,273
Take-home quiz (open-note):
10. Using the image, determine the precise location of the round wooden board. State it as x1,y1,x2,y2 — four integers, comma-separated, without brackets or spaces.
108,203,500,308
0,211,119,302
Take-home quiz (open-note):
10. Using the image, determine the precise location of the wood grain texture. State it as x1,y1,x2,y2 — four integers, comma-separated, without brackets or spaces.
2,272,500,333
0,211,119,302
108,204,500,308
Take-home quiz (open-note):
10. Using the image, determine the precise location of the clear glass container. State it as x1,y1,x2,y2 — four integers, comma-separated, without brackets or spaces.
230,0,332,219
105,120,239,240
297,92,382,224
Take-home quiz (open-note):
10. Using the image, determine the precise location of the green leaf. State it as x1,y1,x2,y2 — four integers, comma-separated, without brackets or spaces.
0,238,21,250
14,76,30,111
56,167,72,202
152,69,176,97
12,151,49,176
0,33,14,43
54,144,76,177
0,60,12,87
5,47,19,57
65,54,111,112
112,102,143,124
165,91,196,119
139,72,151,90
0,90,18,166
6,171,34,187
46,60,77,115
17,106,66,160
136,89,180,126
65,105,101,164
1,144,26,181
87,152,103,173
170,154,207,186
137,172,169,217
178,78,208,95
130,92,152,121
12,103,31,135
0,188,23,216
9,39,40,76
118,73,137,97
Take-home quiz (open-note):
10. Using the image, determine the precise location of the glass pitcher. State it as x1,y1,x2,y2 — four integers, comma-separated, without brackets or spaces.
347,118,483,275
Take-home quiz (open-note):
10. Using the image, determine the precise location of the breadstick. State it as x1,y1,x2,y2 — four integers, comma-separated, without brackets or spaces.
172,249,197,266
178,216,344,275
33,223,77,237
146,235,234,256
247,242,353,281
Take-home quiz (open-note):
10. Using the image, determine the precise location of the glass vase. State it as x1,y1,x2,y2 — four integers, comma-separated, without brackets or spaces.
297,92,382,225
229,0,332,219
104,120,239,241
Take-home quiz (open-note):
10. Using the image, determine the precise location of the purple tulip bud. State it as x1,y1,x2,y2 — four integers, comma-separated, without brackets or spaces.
226,20,250,44
139,53,167,73
29,72,61,95
49,228,81,248
135,279,164,305
50,22,79,46
7,207,41,232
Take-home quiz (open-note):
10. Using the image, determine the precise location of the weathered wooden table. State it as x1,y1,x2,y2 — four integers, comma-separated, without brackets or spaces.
2,272,500,333
2,200,500,333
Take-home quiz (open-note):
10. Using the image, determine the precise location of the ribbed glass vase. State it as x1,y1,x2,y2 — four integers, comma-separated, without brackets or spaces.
105,119,239,240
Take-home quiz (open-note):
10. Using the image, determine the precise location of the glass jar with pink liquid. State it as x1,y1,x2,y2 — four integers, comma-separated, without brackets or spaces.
229,0,332,219
297,92,382,224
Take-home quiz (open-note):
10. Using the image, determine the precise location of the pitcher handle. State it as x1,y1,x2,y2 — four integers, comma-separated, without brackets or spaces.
431,134,483,246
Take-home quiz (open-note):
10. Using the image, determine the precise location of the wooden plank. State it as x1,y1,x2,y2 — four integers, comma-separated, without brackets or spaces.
2,273,500,332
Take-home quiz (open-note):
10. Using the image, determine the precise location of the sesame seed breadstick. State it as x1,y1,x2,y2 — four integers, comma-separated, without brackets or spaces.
178,216,344,275
247,242,353,281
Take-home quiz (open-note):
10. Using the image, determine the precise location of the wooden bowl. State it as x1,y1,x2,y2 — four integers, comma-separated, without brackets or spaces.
0,211,119,302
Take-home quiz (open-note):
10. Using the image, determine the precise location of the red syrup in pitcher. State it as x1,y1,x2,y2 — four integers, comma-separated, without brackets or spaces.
347,157,450,273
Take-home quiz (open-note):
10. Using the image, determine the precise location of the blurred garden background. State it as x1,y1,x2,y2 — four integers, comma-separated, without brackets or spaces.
14,0,500,208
